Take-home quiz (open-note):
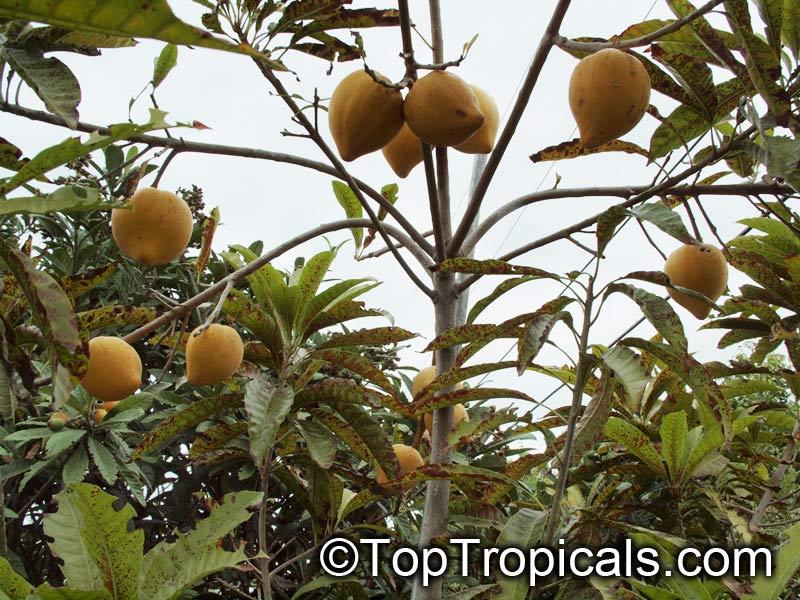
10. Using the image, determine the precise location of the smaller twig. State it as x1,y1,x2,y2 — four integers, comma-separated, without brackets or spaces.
555,0,724,52
413,57,465,71
151,148,181,188
693,197,728,251
683,198,703,241
358,229,434,260
751,417,800,530
566,235,599,257
201,279,235,330
213,578,257,600
635,219,667,260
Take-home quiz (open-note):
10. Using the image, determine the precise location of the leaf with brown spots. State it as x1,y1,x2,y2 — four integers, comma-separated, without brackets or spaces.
530,138,648,163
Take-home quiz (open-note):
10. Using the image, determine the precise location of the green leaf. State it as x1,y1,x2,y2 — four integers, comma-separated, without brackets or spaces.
0,186,106,216
783,0,800,59
0,0,282,66
2,47,80,126
650,45,716,119
44,484,143,600
189,422,247,459
87,438,117,486
745,521,800,600
294,417,336,469
0,556,33,600
77,305,156,332
660,411,688,484
35,586,113,600
0,136,27,172
300,278,379,335
152,43,178,89
596,205,629,255
437,258,559,278
415,386,535,414
495,509,546,600
754,0,785,55
517,311,573,375
606,283,687,352
317,326,416,349
468,276,538,324
45,429,85,458
140,491,260,600
292,575,359,599
564,371,614,463
762,136,800,193
331,181,363,251
244,376,294,466
133,393,243,459
629,202,693,244
604,417,666,477
333,402,398,479
602,345,651,412
62,447,89,484
0,240,87,403
0,109,173,195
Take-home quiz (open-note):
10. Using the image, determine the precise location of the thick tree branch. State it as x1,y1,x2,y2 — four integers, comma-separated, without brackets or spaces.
555,0,725,52
461,182,796,257
122,218,432,345
447,0,573,256
0,102,435,258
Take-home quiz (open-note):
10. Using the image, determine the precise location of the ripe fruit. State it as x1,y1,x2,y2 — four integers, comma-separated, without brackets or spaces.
376,443,425,490
81,337,142,402
568,48,651,149
328,70,405,161
382,123,423,178
48,412,69,431
404,71,484,147
102,401,120,412
93,409,107,424
186,323,244,386
424,403,469,435
454,85,500,154
111,187,193,265
663,243,728,319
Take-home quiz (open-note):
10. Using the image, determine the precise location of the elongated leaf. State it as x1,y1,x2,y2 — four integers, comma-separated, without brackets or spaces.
745,521,800,600
0,556,33,600
133,393,243,459
62,447,89,484
35,587,112,600
564,371,614,463
651,45,716,119
414,361,518,399
437,258,559,278
597,205,629,255
468,276,537,324
0,186,105,216
77,305,155,331
517,311,573,375
294,417,336,469
295,249,337,325
316,326,416,349
607,283,687,351
0,0,282,65
152,43,177,89
245,376,294,466
604,417,666,476
784,0,800,59
0,109,172,195
189,422,247,459
3,47,80,126
332,181,363,251
602,345,651,412
660,411,688,484
87,438,117,486
495,509,547,600
292,576,359,600
629,202,693,244
415,386,534,414
44,484,142,600
530,138,648,162
332,402,398,479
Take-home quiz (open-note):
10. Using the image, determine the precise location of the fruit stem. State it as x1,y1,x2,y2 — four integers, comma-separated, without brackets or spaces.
201,279,235,332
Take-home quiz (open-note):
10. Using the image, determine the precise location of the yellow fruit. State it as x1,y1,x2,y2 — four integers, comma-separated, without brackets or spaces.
404,71,484,147
454,85,500,154
663,244,728,319
93,409,107,424
376,443,425,490
48,412,69,431
81,337,142,402
102,401,120,412
568,48,651,149
424,403,469,434
186,323,244,386
412,365,463,399
112,187,193,265
328,70,405,161
382,123,424,178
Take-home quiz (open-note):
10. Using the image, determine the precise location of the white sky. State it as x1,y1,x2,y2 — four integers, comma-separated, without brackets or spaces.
1,1,771,440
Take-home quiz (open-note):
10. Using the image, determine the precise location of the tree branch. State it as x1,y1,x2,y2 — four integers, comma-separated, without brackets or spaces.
750,417,800,530
460,182,795,257
122,218,433,345
0,102,435,258
447,0,573,256
554,0,725,52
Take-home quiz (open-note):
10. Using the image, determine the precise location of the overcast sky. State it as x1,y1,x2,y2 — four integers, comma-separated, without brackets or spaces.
0,1,769,441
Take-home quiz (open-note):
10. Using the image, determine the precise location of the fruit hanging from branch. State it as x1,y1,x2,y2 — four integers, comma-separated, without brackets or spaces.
454,84,499,154
48,412,70,431
80,336,143,402
568,48,651,149
111,187,194,265
185,323,244,386
376,443,425,491
663,243,729,319
382,123,424,178
404,70,485,147
328,69,405,161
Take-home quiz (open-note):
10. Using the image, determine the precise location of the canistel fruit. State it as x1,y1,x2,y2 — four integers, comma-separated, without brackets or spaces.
568,48,651,149
111,187,194,265
328,70,405,161
376,443,425,490
80,336,142,402
382,123,424,178
454,85,500,154
185,323,244,386
404,71,484,147
663,243,728,319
